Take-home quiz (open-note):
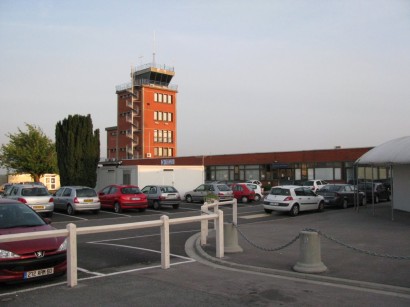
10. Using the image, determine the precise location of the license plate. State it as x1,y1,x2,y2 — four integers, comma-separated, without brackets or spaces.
24,267,54,279
131,197,141,200
32,205,45,210
84,199,93,203
167,195,176,199
270,202,279,206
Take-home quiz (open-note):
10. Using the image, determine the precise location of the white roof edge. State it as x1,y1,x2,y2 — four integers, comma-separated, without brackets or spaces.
355,136,410,165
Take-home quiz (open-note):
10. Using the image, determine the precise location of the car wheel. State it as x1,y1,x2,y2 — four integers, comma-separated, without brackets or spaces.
114,202,122,213
342,199,348,209
254,194,261,202
153,201,161,210
241,196,249,203
172,204,179,209
92,210,99,215
67,205,75,215
264,208,272,214
138,208,146,212
186,195,193,203
290,204,299,216
318,201,324,212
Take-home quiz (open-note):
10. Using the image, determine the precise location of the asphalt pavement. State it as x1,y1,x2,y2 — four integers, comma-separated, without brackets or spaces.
1,202,410,306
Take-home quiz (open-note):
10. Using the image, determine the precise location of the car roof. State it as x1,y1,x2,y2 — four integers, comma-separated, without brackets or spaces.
9,184,48,188
273,185,302,189
0,198,23,205
60,186,94,189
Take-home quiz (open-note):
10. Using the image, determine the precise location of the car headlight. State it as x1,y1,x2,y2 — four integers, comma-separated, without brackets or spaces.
0,249,20,259
57,238,68,251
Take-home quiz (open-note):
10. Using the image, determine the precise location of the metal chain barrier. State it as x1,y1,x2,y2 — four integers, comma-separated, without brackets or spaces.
303,228,410,260
235,224,300,252
235,225,410,260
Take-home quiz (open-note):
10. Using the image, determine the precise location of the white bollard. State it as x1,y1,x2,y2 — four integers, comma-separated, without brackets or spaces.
293,230,327,273
223,223,243,253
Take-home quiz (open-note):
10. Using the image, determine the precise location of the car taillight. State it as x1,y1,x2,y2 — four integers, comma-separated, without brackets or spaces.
74,197,79,203
17,197,27,204
49,197,54,203
284,196,293,201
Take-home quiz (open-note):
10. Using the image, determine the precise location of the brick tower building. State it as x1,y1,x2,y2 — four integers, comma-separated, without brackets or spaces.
106,63,178,160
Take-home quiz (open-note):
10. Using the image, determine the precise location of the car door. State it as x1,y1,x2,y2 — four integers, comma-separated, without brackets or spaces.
302,187,319,210
99,186,113,208
192,184,208,202
53,187,65,210
343,185,354,204
61,187,72,210
293,187,307,210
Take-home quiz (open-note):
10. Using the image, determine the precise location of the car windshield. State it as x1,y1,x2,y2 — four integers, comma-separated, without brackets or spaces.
216,184,231,191
160,186,177,193
76,188,97,197
0,203,45,229
270,188,291,196
21,187,49,196
121,187,141,194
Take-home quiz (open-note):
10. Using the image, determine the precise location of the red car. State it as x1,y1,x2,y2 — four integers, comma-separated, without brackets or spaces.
230,183,256,203
0,199,67,283
98,184,148,213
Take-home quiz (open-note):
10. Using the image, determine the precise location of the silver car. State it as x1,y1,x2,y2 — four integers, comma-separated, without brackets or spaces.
53,186,100,215
141,185,181,210
184,183,234,203
4,184,54,217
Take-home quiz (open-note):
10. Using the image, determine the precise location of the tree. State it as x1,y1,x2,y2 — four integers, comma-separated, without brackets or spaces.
55,114,100,187
0,124,58,182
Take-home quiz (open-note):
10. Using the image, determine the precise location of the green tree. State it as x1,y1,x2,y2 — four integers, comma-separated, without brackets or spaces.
0,124,58,181
55,114,100,187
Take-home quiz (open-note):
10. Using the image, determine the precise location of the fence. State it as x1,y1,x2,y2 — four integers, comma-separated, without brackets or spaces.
0,205,230,288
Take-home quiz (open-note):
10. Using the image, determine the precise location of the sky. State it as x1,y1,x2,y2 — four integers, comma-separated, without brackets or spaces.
1,0,410,160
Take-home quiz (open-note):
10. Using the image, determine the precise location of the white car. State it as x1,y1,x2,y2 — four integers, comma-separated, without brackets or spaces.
246,180,262,187
244,183,263,202
302,179,328,192
263,185,325,216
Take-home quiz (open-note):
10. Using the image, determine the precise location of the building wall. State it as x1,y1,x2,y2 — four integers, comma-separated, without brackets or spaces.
393,165,410,212
142,86,177,158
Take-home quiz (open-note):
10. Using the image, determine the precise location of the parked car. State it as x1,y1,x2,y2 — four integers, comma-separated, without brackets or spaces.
3,184,54,217
184,183,234,203
0,199,67,283
53,186,100,215
141,185,181,210
263,185,325,216
316,184,365,208
98,185,148,213
230,183,255,203
246,180,262,187
358,182,391,203
302,179,328,192
244,183,263,202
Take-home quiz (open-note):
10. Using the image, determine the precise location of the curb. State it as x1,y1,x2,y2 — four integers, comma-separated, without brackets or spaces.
185,231,410,299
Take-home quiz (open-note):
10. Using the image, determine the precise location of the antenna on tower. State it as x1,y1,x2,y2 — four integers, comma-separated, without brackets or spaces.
152,31,156,66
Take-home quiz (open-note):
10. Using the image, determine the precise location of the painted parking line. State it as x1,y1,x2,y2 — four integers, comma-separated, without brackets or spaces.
239,213,270,219
52,212,88,221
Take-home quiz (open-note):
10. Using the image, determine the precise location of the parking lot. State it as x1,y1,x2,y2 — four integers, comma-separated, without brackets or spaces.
0,200,271,295
2,199,410,306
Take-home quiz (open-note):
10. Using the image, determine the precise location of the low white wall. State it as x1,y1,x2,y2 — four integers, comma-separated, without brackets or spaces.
96,165,204,197
393,165,410,212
